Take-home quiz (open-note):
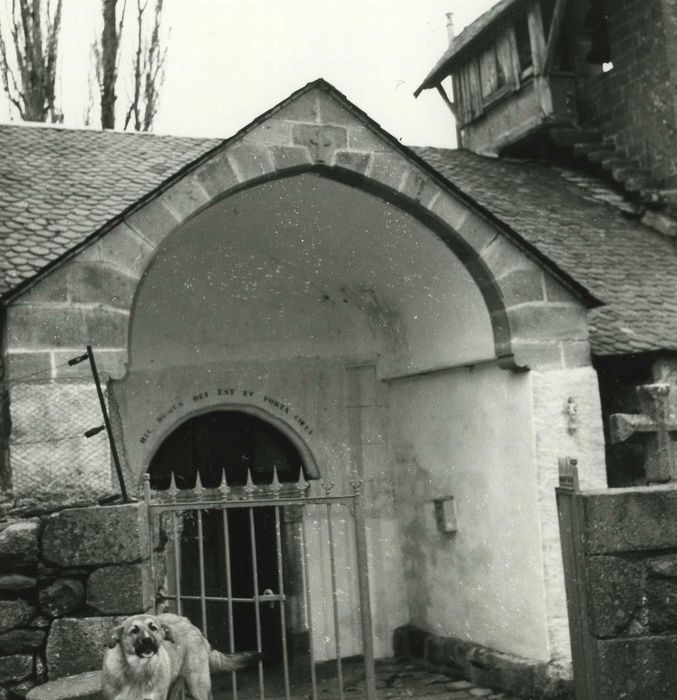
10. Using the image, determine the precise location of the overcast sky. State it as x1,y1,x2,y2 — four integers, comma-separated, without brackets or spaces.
2,0,499,147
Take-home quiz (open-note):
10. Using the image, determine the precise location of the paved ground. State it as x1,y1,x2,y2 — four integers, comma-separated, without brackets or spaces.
212,656,516,700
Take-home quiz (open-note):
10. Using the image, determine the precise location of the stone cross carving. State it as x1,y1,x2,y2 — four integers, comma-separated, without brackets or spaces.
293,125,340,164
308,128,333,163
609,383,677,483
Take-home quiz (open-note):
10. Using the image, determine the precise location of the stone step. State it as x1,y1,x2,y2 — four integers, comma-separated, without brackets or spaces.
26,670,101,700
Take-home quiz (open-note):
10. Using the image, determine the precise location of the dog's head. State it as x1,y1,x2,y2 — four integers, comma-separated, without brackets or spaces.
107,615,173,658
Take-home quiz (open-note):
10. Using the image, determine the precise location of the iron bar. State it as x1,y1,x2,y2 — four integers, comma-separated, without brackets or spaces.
326,502,345,700
299,508,318,700
85,345,129,502
158,593,285,604
196,511,208,634
274,505,292,700
147,494,356,511
352,489,377,700
143,475,155,610
248,506,265,700
171,511,183,615
222,510,238,700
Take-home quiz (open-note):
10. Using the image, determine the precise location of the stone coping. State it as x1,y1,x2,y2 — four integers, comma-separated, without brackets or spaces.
26,670,101,700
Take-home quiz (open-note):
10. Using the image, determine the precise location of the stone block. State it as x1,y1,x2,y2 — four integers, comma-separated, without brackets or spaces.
291,123,347,164
497,268,545,306
596,635,677,699
369,152,407,191
334,150,371,174
243,119,293,146
13,265,69,305
507,303,588,342
480,235,534,281
39,579,85,618
347,126,389,152
42,503,150,567
6,352,52,382
430,193,471,235
68,263,138,310
195,151,240,198
544,274,579,304
0,520,40,569
26,670,102,700
587,555,642,637
0,629,46,655
52,349,127,381
10,437,113,506
228,144,274,181
0,654,33,684
6,305,129,349
10,382,101,443
161,174,210,221
0,575,36,591
46,617,121,680
270,145,311,170
0,600,35,633
87,563,153,615
512,341,562,371
399,170,439,207
647,574,677,632
96,223,154,277
561,340,592,368
583,488,677,553
124,197,180,247
274,93,319,123
316,91,355,127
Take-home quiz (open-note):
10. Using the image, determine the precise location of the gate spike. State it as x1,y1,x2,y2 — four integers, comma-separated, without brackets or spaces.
194,469,205,498
296,470,309,497
271,466,282,497
218,469,231,499
168,471,178,501
244,468,256,498
321,477,335,495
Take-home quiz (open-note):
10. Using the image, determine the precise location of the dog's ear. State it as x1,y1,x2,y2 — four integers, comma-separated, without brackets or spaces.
107,624,123,649
161,624,174,643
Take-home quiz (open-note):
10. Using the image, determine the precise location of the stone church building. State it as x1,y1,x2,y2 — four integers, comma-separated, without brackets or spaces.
1,0,676,696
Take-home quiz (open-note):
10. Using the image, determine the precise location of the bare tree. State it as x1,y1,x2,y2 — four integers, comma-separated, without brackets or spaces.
92,0,126,129
123,0,166,132
0,0,63,122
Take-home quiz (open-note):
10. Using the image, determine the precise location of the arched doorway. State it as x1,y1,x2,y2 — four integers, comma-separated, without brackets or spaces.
148,410,310,662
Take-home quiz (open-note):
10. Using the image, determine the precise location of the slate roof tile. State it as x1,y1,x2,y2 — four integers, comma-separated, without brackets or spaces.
413,147,677,357
0,123,674,358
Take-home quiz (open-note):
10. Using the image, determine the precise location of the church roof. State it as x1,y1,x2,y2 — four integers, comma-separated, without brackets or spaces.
414,148,677,357
0,123,219,293
0,118,674,358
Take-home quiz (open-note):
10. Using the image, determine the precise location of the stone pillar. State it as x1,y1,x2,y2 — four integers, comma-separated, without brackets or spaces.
530,367,607,670
0,502,162,697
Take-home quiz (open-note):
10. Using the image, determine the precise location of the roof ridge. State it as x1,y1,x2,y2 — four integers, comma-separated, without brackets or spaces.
0,118,219,142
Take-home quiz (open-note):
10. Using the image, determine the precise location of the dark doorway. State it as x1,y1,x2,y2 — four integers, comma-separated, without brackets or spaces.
148,411,308,662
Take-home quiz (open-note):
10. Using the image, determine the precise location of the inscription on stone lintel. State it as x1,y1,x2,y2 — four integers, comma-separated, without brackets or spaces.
139,388,313,444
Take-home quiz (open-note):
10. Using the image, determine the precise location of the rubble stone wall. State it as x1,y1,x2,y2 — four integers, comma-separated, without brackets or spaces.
579,487,677,699
0,502,158,699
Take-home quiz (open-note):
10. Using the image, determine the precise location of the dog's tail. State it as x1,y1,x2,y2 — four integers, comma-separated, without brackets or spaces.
209,649,260,674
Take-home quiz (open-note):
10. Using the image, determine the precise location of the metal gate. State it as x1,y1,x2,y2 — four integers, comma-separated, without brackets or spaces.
143,469,377,700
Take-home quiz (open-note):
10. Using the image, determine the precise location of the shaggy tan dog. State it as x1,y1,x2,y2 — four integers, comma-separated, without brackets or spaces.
102,613,258,700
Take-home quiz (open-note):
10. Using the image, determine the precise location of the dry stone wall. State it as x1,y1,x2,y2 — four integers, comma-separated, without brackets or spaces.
0,503,158,699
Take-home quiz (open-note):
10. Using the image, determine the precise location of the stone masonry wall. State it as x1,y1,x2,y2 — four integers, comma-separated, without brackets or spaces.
577,487,677,699
576,0,677,185
0,503,158,699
